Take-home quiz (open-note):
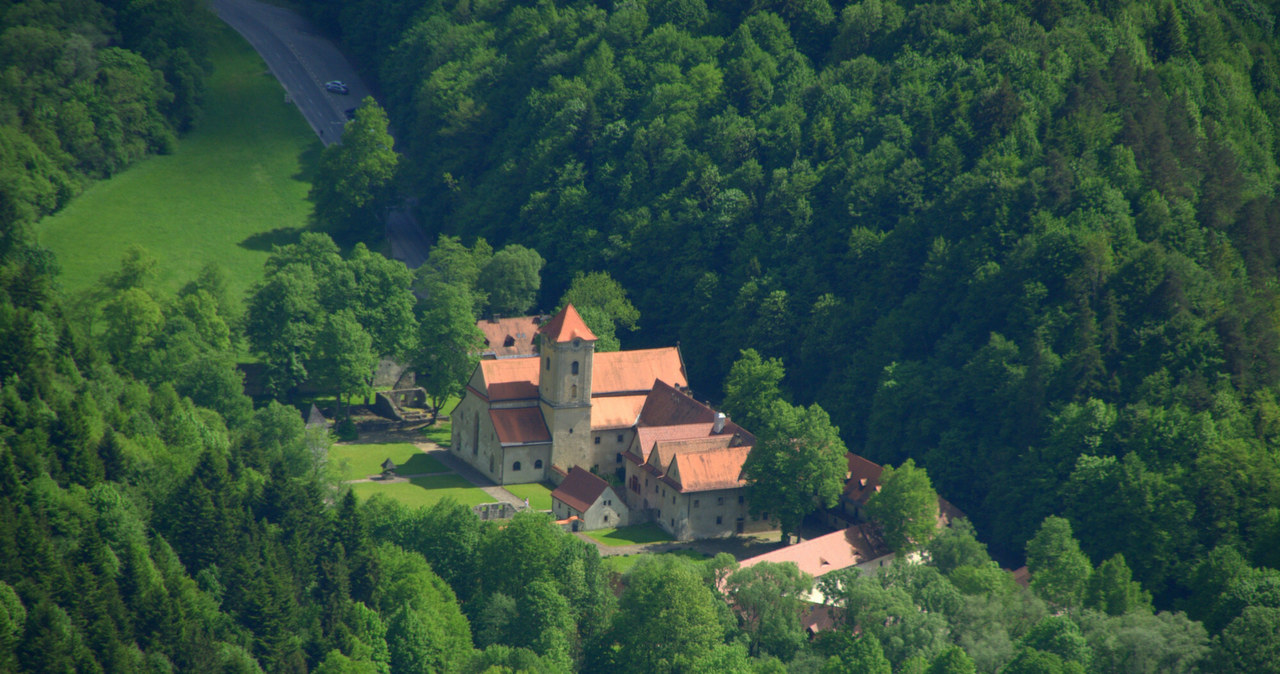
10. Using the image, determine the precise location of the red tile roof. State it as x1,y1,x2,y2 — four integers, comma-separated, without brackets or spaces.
591,395,648,429
667,446,751,492
637,380,715,426
479,358,540,401
551,466,609,513
634,424,715,462
539,304,597,343
477,316,542,358
489,407,551,445
843,453,884,505
648,436,735,472
738,524,889,578
474,349,685,402
593,349,686,394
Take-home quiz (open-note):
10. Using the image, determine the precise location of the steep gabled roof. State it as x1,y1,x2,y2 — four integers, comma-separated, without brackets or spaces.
477,316,541,358
593,350,686,394
539,304,597,343
591,395,648,430
489,407,551,445
633,424,715,463
637,379,716,426
551,466,609,513
843,453,884,505
667,446,751,492
478,358,540,401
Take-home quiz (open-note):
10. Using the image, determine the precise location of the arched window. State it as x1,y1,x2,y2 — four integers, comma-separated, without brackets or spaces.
571,384,577,398
534,459,543,469
571,361,579,375
513,461,522,471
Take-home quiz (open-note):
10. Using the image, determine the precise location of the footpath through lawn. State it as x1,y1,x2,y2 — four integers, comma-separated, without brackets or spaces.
39,22,320,307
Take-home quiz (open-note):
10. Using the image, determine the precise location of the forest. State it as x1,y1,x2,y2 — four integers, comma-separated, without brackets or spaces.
4,0,1280,671
302,0,1280,619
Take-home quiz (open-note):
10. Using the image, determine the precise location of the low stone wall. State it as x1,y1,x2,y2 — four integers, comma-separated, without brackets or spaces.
473,502,519,520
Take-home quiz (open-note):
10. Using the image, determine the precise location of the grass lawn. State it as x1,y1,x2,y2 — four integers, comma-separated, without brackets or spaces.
422,421,451,448
331,442,448,481
602,549,709,575
585,523,676,547
38,22,320,307
348,474,492,509
504,482,555,511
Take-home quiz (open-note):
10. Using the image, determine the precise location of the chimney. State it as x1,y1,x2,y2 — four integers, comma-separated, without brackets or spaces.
713,412,726,433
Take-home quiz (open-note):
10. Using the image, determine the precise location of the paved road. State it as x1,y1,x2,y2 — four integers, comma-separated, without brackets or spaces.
210,0,431,268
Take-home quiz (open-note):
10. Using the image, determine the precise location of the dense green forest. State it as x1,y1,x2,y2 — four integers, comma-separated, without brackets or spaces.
6,0,1280,670
305,0,1280,600
0,0,212,231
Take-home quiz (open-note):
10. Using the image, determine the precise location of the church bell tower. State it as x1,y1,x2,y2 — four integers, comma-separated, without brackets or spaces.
538,304,596,471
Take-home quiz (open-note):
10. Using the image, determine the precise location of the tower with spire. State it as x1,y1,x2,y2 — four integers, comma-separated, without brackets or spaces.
537,304,596,470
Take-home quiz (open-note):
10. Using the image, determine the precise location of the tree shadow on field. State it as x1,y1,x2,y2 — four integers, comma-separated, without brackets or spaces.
294,139,323,186
239,226,305,251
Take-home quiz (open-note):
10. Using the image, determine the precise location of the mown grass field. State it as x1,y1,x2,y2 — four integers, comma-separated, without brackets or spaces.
38,22,320,307
585,523,676,547
601,549,708,575
330,442,448,481
347,475,492,509
504,482,555,511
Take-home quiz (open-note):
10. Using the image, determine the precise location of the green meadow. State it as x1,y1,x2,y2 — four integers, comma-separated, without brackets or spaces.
330,442,448,481
503,482,555,511
38,23,320,306
347,475,493,509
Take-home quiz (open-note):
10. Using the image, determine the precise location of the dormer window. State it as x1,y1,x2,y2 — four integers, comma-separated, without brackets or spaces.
503,335,515,347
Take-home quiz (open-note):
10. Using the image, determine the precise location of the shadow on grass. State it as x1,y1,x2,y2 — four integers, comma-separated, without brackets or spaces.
399,453,448,475
294,139,323,184
239,226,306,251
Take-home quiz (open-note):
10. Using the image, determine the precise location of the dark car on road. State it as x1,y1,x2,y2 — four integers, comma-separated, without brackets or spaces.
324,80,348,94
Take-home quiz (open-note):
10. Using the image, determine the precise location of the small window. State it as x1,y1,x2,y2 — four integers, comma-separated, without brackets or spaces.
738,495,744,504
616,453,622,463
572,361,579,375
571,384,577,398
513,461,522,471
534,459,543,469
617,434,623,442
694,499,700,508
544,357,550,371
595,436,601,444
716,516,722,525
604,515,610,523
670,518,674,527
717,496,724,506
672,496,676,504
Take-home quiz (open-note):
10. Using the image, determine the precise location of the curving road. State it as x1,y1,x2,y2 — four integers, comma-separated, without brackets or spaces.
210,0,431,268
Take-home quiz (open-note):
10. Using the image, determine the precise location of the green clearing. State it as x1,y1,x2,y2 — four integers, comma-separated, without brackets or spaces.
331,442,447,481
348,474,491,509
585,523,676,547
602,549,708,574
504,482,555,511
38,22,320,307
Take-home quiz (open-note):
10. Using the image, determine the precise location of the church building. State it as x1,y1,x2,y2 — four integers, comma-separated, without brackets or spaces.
450,304,690,485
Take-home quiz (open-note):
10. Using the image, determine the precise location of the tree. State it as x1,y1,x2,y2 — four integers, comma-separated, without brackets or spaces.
742,400,847,542
1212,606,1280,673
416,235,492,316
477,244,544,316
723,561,812,660
928,646,976,674
1084,554,1152,616
313,309,377,418
414,281,483,412
1026,517,1092,612
245,263,322,397
311,98,399,242
559,271,640,352
1079,610,1208,674
820,634,891,674
722,349,786,434
865,458,939,554
610,556,722,674
927,518,991,574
